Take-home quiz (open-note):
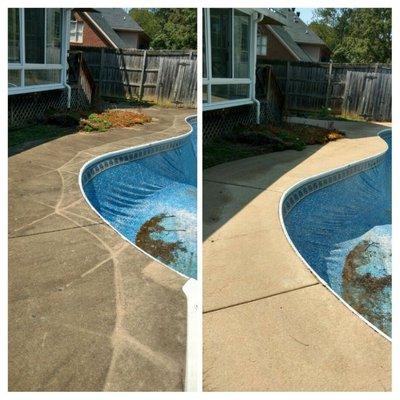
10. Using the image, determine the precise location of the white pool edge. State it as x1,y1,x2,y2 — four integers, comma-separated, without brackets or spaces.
279,128,392,342
78,114,200,390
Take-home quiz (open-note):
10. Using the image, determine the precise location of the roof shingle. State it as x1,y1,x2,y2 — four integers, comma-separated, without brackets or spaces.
95,8,144,32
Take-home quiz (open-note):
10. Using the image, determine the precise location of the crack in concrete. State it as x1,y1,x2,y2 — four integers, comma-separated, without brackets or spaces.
204,178,285,194
204,282,320,314
9,221,104,239
9,110,192,391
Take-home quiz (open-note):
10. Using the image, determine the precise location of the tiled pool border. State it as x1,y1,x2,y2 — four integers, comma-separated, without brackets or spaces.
281,153,385,218
81,116,197,186
279,128,392,341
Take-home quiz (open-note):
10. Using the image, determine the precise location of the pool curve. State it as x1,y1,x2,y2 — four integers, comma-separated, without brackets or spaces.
79,115,198,391
280,129,391,340
79,115,197,279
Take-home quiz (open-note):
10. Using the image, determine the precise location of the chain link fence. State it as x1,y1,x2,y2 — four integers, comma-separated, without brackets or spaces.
203,100,282,144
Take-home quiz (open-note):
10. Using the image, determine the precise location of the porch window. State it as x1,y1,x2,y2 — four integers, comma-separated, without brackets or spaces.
234,10,250,78
25,9,45,63
8,9,20,63
203,8,254,110
8,8,67,94
257,34,268,56
70,20,84,43
211,84,249,102
210,9,232,78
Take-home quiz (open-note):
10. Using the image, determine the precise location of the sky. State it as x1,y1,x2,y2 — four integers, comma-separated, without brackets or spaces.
295,8,316,24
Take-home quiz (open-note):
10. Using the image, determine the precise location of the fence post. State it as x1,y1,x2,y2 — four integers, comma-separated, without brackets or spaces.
325,60,333,108
284,61,291,113
374,62,379,73
98,48,105,97
155,57,164,103
139,50,147,100
266,66,272,101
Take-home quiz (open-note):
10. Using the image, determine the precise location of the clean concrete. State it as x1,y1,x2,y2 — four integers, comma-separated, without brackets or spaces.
9,107,193,391
203,119,392,391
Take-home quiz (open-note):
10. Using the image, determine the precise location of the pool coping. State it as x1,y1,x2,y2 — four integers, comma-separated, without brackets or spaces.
279,128,391,342
78,114,199,391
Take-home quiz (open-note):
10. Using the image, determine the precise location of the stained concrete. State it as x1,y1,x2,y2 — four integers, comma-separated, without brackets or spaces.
203,119,392,391
8,107,193,391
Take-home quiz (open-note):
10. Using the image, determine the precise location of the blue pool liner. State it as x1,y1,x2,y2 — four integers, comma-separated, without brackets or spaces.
282,129,391,338
80,116,197,279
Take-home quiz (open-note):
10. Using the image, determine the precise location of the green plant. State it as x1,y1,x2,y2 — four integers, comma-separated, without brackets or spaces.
318,106,333,119
80,113,112,132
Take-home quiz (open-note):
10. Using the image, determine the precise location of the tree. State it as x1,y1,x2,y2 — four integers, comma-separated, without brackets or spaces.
309,8,391,63
129,9,161,41
129,8,197,50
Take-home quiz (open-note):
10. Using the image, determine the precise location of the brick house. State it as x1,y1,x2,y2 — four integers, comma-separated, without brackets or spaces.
70,8,149,49
257,8,331,62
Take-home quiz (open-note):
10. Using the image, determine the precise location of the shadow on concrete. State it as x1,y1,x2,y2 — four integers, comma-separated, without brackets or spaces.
8,127,78,157
203,119,389,241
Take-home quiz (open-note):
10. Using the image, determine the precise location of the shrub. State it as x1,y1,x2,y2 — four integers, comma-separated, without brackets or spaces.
79,110,151,132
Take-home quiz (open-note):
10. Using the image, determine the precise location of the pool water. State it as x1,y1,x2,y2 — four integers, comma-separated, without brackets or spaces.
284,130,391,337
82,118,197,279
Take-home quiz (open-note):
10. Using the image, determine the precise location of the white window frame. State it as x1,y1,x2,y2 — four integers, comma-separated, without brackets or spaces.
203,8,256,111
70,20,84,44
257,34,267,56
8,8,70,95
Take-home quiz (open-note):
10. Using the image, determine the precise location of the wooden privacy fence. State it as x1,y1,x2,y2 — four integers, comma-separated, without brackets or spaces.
342,71,392,121
256,65,285,115
257,60,391,120
70,47,197,107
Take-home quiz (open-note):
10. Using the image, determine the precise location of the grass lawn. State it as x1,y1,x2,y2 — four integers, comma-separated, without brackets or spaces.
204,122,344,169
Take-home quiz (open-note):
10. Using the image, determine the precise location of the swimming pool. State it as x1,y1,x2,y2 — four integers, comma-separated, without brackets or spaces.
281,129,391,338
80,116,197,279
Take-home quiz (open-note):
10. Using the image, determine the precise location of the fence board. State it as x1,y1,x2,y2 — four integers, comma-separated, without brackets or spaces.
257,60,391,120
70,46,197,108
342,71,391,121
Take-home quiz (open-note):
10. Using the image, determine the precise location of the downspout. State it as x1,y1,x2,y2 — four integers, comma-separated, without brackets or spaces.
66,83,72,109
252,12,264,124
64,9,72,109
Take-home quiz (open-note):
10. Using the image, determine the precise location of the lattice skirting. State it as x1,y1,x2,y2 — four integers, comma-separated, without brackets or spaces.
8,87,90,129
203,100,282,143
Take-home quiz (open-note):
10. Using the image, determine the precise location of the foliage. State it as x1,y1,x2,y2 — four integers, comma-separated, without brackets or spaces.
309,8,391,63
9,109,151,149
318,106,333,119
81,113,112,132
204,123,345,169
129,8,197,50
79,110,151,132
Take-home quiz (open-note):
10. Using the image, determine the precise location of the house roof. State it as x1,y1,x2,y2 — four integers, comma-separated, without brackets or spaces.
268,25,313,61
265,8,328,61
95,8,144,32
84,8,145,49
275,9,325,46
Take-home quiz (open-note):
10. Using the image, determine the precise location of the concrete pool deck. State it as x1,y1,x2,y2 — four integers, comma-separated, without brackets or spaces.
203,119,392,391
8,107,193,391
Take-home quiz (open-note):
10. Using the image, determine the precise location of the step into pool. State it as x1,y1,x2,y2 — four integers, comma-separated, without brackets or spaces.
282,130,391,338
80,116,197,279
